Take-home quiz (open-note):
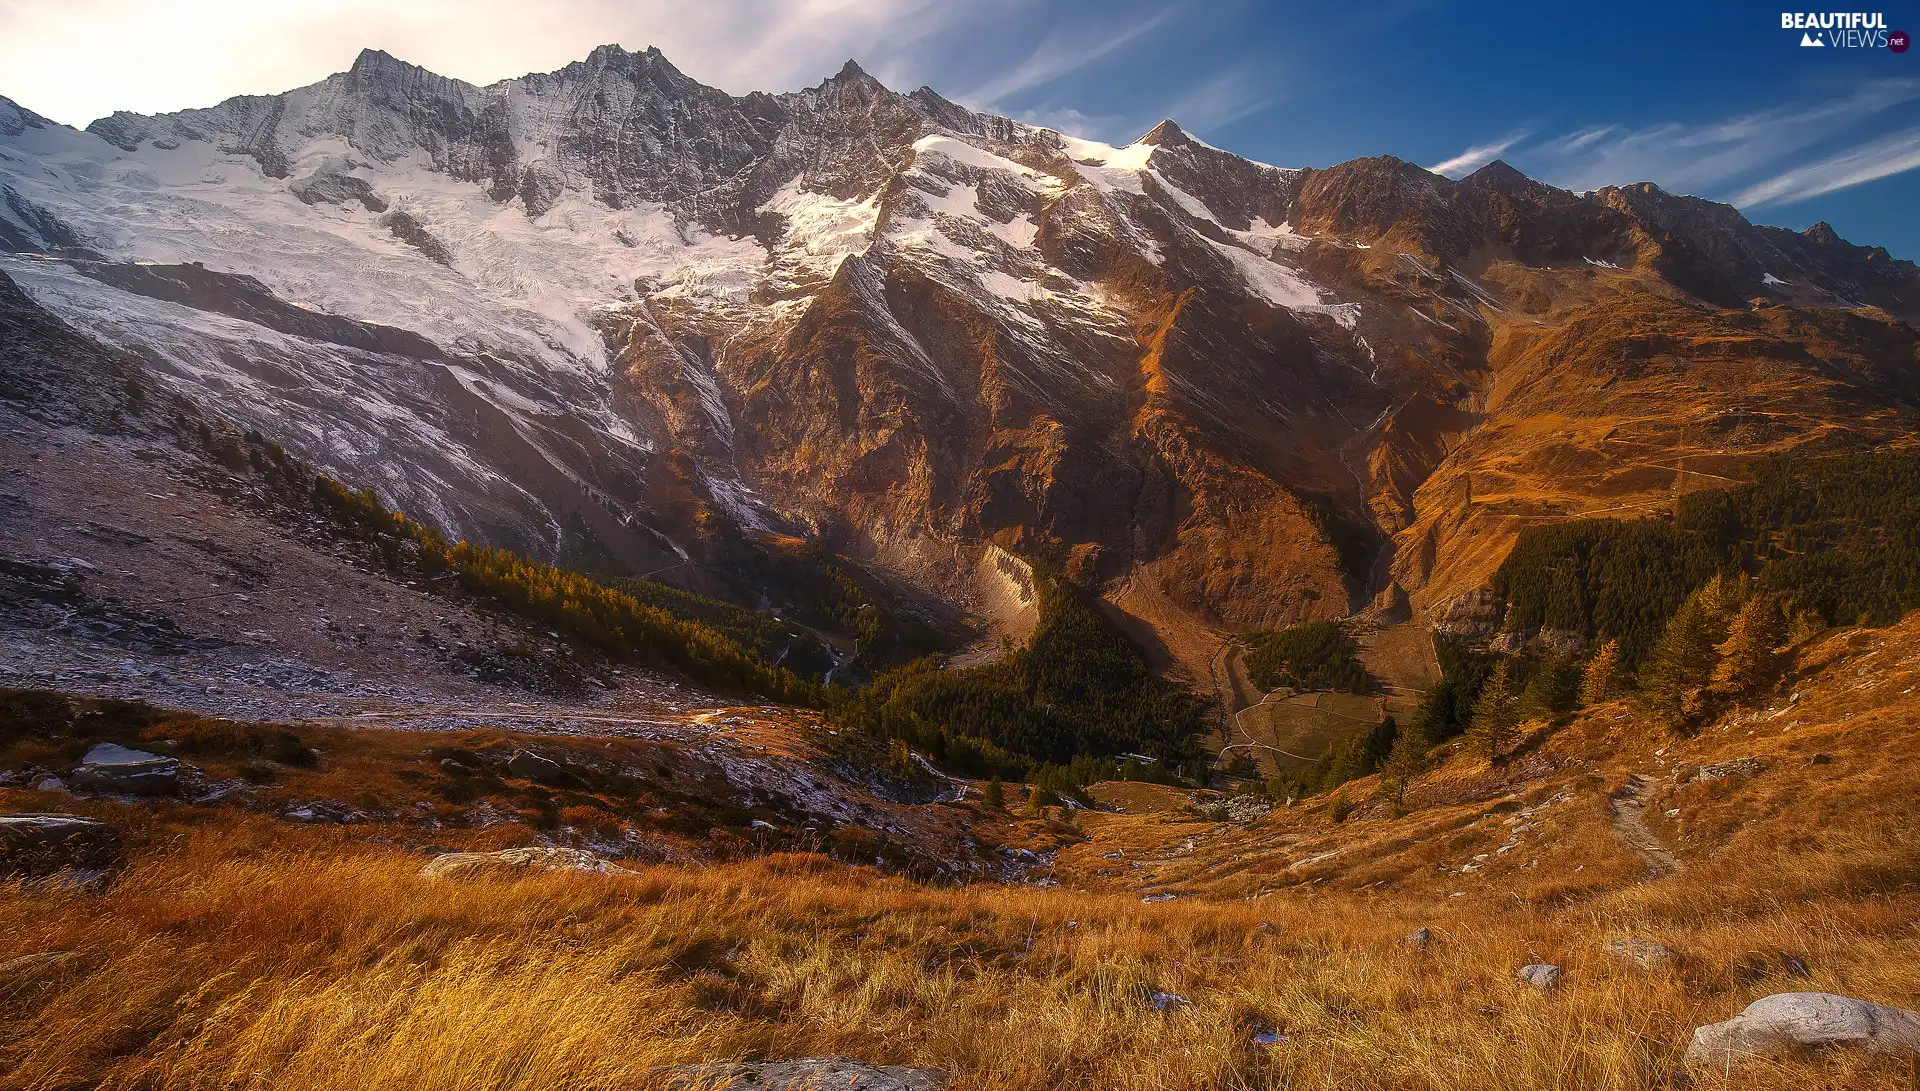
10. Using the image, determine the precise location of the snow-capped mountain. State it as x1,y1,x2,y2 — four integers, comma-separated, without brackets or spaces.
4,46,1918,654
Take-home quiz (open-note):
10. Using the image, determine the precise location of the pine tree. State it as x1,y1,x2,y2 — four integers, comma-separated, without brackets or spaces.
1466,659,1519,762
1520,653,1581,720
982,777,1004,809
1578,639,1624,707
1641,576,1743,731
1711,594,1788,697
1374,720,1431,809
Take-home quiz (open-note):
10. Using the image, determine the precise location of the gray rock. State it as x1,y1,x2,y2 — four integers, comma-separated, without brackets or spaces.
1685,993,1920,1066
506,749,571,786
0,814,123,880
1518,963,1563,990
418,846,626,879
1687,757,1764,783
283,802,358,824
1605,937,1677,968
70,742,178,796
664,1058,948,1090
1149,990,1190,1011
1405,927,1436,949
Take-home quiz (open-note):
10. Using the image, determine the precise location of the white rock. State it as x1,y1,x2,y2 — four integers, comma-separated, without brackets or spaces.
1685,993,1920,1066
1518,964,1562,989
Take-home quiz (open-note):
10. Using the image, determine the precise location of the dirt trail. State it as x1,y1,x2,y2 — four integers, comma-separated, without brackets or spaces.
1609,773,1682,877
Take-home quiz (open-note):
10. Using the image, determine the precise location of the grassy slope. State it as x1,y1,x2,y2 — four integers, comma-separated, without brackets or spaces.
5,615,1920,1089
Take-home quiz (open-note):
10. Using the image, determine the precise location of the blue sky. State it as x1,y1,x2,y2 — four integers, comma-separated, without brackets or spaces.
3,0,1917,257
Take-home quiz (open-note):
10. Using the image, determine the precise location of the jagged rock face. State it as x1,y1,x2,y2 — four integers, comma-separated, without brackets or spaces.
3,48,1919,645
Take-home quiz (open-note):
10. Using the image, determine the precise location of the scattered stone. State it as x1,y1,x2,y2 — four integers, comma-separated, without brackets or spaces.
1688,757,1764,783
1405,927,1436,949
1252,1026,1287,1047
1149,990,1190,1011
1684,993,1920,1066
283,802,359,824
506,749,570,786
69,743,179,796
0,814,123,881
418,845,627,879
1606,937,1678,969
1518,964,1563,990
1140,892,1177,904
663,1058,948,1091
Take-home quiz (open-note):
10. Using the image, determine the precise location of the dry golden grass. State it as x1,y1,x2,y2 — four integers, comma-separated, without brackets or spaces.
3,800,1917,1091
4,620,1920,1089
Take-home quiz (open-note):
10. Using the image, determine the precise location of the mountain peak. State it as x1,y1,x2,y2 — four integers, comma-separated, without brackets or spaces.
0,94,54,138
1138,119,1186,146
348,47,405,75
1803,220,1842,245
834,59,872,82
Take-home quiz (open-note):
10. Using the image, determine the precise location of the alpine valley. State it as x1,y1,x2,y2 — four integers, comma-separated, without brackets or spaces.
4,44,1920,1091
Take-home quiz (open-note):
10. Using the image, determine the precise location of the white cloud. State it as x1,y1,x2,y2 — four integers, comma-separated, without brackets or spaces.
1522,79,1920,198
1731,125,1920,206
0,0,978,125
956,9,1172,108
1159,66,1276,137
1427,131,1531,178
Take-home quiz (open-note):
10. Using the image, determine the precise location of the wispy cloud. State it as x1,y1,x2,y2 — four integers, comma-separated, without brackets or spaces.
1427,130,1532,177
1160,65,1277,136
959,9,1173,107
1732,124,1920,206
1520,78,1920,199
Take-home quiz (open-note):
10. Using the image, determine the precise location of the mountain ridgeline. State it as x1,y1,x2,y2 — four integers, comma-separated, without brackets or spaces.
5,45,1920,790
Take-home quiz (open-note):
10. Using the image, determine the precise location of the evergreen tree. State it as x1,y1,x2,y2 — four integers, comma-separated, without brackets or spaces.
1466,659,1520,762
982,777,1004,809
1711,593,1788,698
1375,720,1431,809
1641,576,1743,731
1578,639,1624,707
1519,653,1581,720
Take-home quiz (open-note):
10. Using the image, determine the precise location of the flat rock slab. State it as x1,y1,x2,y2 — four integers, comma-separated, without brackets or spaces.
666,1058,948,1090
1686,992,1920,1066
71,742,179,795
0,813,123,878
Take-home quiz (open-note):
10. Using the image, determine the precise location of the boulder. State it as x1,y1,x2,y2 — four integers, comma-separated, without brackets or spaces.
1685,993,1920,1066
418,845,625,880
1518,963,1563,990
0,814,123,880
69,743,178,796
506,750,572,787
1605,937,1677,969
1405,927,1436,949
664,1058,948,1090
